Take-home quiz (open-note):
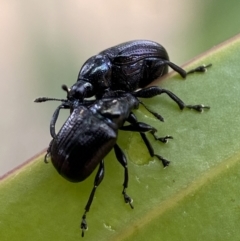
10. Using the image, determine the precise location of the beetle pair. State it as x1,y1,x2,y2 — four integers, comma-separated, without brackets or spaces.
35,40,211,237
43,90,174,237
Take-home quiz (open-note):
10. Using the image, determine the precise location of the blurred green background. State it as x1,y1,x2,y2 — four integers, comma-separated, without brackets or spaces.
0,0,240,176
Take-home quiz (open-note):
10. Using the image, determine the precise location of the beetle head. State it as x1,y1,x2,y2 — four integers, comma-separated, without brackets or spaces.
77,54,111,97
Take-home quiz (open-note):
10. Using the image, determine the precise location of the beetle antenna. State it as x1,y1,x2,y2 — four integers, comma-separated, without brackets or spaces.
34,84,71,103
34,97,66,103
62,84,70,95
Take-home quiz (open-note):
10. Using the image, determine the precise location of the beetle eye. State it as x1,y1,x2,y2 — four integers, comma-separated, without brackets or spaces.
85,84,91,91
82,83,93,96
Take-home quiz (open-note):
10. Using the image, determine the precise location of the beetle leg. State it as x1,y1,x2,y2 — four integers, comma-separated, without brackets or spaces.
164,60,187,78
121,113,171,167
113,144,134,209
121,122,173,144
186,63,212,75
126,112,173,143
81,160,105,237
44,139,53,163
150,132,173,143
134,86,210,112
139,132,170,167
50,105,62,138
121,125,170,167
50,104,71,138
34,96,71,138
123,113,171,165
165,61,212,78
121,121,157,133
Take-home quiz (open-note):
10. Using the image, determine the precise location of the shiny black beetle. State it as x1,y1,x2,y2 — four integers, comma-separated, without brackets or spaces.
45,91,171,237
36,40,211,127
70,40,211,100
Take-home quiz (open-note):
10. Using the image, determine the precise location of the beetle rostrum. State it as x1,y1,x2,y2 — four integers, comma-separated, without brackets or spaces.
44,91,172,237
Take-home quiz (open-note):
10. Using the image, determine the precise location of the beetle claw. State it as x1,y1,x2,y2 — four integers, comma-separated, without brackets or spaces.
186,104,210,112
122,189,134,209
187,63,212,74
44,152,49,163
81,213,88,237
156,135,173,143
155,155,170,167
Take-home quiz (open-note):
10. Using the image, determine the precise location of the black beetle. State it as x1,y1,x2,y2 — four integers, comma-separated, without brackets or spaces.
44,90,171,237
35,40,211,128
69,40,211,100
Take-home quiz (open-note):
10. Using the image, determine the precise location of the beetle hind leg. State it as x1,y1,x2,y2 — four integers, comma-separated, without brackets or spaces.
185,104,210,112
165,61,212,78
186,63,212,75
80,160,105,237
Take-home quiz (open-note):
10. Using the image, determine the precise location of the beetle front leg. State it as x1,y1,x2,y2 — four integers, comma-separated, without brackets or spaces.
50,104,71,138
44,139,53,163
81,160,105,237
114,144,133,209
134,86,210,112
34,96,71,138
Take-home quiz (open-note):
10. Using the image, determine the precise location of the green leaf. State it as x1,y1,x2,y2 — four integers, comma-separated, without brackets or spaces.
1,34,240,241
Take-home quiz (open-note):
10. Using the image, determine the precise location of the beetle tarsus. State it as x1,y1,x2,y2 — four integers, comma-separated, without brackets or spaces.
185,104,210,112
151,133,173,143
122,188,134,209
187,63,212,74
155,155,170,167
81,212,88,237
44,153,49,163
139,133,170,167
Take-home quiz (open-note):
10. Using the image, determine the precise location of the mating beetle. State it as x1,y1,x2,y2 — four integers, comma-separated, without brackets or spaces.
67,40,211,101
34,40,211,236
37,40,211,126
44,91,171,237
